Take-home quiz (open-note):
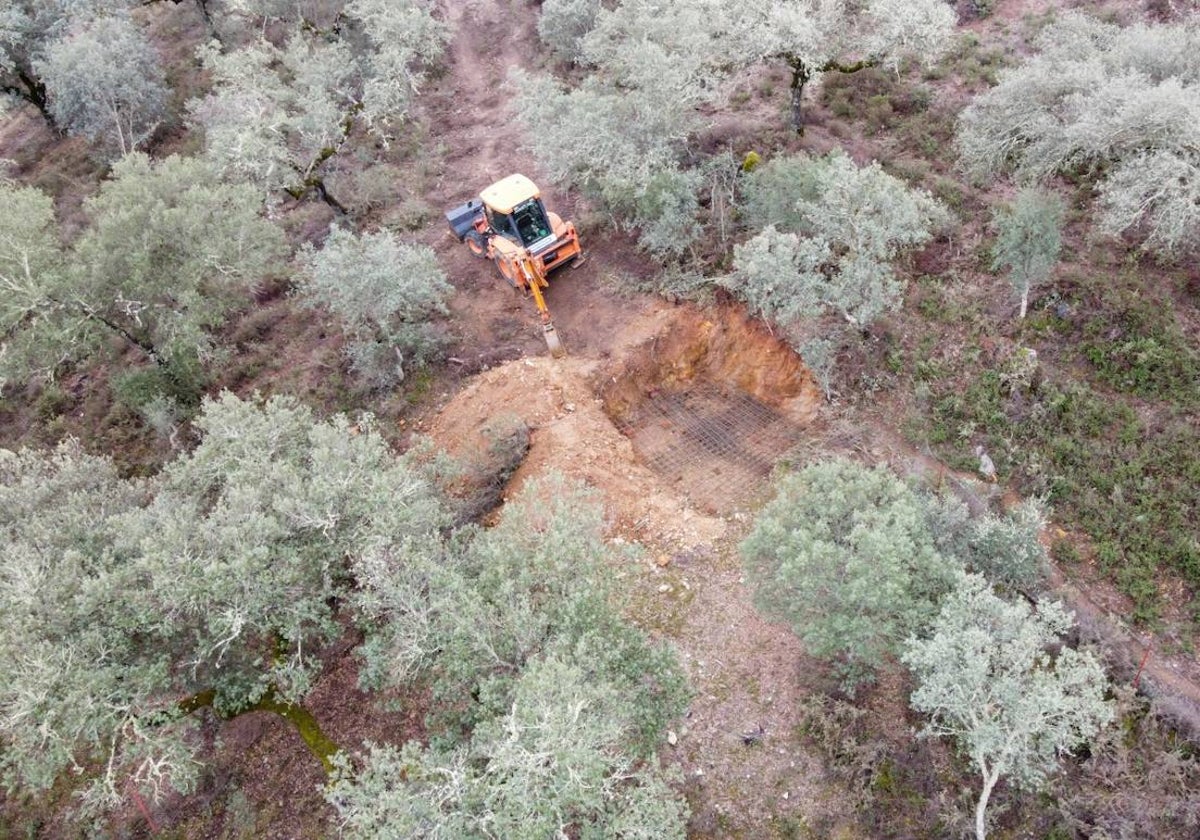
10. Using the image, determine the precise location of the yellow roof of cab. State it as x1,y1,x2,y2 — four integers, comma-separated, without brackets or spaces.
480,174,540,214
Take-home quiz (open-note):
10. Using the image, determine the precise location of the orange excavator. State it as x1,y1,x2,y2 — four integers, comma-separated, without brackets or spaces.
445,174,582,357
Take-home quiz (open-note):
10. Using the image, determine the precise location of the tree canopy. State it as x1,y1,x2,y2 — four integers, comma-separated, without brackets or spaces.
0,154,286,389
188,0,447,207
2,418,690,831
547,0,955,130
728,0,956,131
35,11,166,155
333,474,690,837
0,393,444,812
724,151,947,328
295,226,452,389
903,573,1113,840
0,0,131,125
990,187,1064,319
741,458,959,692
956,12,1200,253
522,0,954,253
330,658,688,840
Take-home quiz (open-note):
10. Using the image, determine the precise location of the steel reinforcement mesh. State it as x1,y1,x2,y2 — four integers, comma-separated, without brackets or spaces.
611,382,802,515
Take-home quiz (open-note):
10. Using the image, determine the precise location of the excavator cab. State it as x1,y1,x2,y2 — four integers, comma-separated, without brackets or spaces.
445,174,583,357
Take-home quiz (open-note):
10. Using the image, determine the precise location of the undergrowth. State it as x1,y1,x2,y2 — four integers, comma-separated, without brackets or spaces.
904,277,1199,624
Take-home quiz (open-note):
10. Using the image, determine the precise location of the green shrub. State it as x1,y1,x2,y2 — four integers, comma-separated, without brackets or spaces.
928,370,1199,620
742,459,960,693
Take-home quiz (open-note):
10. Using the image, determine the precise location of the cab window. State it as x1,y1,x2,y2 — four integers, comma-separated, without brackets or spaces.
487,209,516,240
512,199,552,246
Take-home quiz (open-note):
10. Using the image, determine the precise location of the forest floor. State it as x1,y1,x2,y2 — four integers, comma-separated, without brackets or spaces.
1,0,1197,838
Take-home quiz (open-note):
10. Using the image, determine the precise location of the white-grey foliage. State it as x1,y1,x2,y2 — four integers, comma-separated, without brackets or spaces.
335,475,690,836
0,184,63,388
296,226,452,387
956,12,1200,252
0,394,443,812
577,0,955,106
511,67,700,257
798,335,838,400
569,0,957,82
0,0,131,121
0,155,286,386
732,0,956,71
725,152,947,327
903,573,1113,840
353,474,690,754
524,0,952,251
189,0,446,200
923,493,1049,591
329,658,688,839
332,477,688,837
35,12,166,155
536,0,600,63
0,441,148,795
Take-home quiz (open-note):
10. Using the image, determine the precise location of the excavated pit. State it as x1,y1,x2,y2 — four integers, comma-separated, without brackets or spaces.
599,306,820,515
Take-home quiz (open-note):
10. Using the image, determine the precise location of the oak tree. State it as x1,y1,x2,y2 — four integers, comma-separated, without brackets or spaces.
188,0,446,208
35,12,167,155
330,659,688,840
903,573,1113,840
334,474,690,837
0,154,286,390
0,393,444,813
0,0,130,126
731,0,957,132
956,12,1200,253
575,0,955,132
741,458,959,692
295,226,452,388
725,151,947,327
990,187,1064,319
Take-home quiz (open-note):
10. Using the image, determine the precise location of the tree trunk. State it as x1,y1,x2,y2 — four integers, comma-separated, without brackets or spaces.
784,56,881,135
789,60,811,135
52,295,165,367
975,766,1000,840
180,687,341,773
11,69,57,130
313,178,349,216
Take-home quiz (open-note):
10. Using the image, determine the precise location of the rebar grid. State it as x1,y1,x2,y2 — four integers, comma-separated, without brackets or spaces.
612,382,801,515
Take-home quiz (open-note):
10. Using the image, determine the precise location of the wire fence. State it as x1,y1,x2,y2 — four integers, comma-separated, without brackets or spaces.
611,382,803,515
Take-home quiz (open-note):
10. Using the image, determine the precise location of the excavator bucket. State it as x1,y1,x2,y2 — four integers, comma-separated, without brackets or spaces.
543,323,565,357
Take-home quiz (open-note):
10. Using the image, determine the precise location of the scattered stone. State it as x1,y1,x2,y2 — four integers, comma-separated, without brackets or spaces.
667,730,678,746
741,724,765,746
657,583,672,593
975,445,998,482
564,402,576,412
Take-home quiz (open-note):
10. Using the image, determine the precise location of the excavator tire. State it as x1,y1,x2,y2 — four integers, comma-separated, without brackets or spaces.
497,257,519,289
465,230,488,257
